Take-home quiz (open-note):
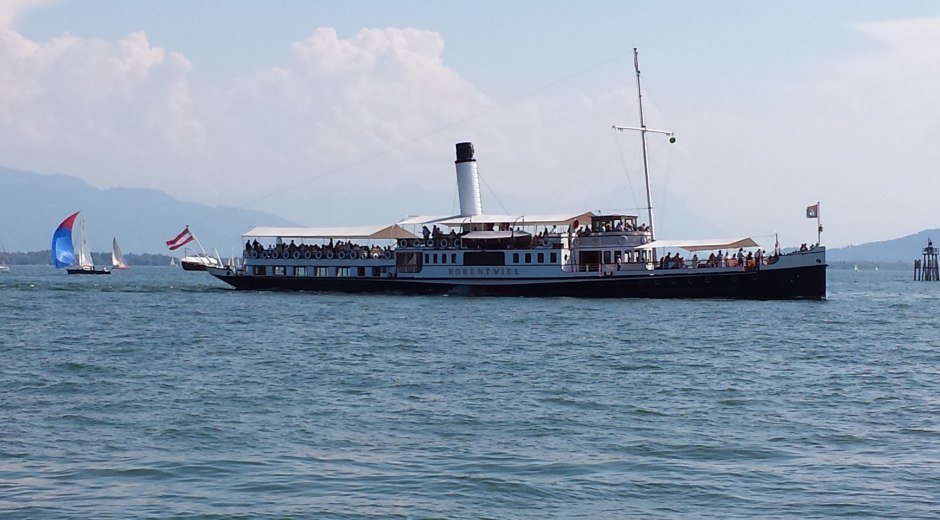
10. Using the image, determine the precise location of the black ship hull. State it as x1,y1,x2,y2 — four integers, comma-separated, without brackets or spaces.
67,268,111,275
209,264,825,300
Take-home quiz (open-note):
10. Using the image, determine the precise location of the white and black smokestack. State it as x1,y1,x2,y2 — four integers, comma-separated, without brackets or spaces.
454,142,483,216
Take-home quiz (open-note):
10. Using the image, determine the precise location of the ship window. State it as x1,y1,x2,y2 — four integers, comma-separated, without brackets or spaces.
442,254,447,264
604,251,612,264
253,265,265,276
463,251,505,266
424,254,430,264
525,253,531,263
451,254,457,264
550,252,557,263
396,252,422,273
537,253,544,263
357,267,365,277
372,267,381,277
337,267,350,277
433,254,438,263
274,266,286,276
316,266,329,277
513,253,519,263
295,266,307,277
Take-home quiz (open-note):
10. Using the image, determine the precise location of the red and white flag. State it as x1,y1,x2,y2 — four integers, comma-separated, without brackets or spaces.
805,204,819,219
166,227,194,251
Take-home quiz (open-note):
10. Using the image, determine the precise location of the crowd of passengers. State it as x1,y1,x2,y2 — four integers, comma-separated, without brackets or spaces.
418,220,651,243
575,221,649,236
245,239,391,259
658,248,780,270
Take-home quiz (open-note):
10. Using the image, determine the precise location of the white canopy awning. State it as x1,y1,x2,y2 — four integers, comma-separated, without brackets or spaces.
461,230,532,240
243,224,418,240
634,237,760,252
397,215,453,226
430,211,595,227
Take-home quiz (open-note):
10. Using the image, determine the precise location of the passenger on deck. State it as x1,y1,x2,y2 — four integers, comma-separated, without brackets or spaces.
737,248,745,266
422,226,431,241
691,253,699,267
716,250,724,266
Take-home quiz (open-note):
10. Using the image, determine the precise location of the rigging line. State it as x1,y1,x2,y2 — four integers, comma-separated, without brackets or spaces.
614,130,640,212
197,51,632,227
477,171,510,214
547,131,608,210
659,141,674,232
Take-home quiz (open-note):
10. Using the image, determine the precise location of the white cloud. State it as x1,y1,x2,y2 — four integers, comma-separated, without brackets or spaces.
2,15,939,247
0,0,55,28
0,26,201,191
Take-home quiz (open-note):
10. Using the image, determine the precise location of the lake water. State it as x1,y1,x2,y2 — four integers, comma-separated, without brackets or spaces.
2,267,938,518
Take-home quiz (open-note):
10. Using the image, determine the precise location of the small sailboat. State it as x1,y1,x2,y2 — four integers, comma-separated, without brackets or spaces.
111,237,130,270
52,211,111,275
0,240,10,273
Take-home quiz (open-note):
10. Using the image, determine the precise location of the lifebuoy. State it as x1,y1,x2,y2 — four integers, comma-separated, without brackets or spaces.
384,250,392,259
425,239,434,247
360,250,368,259
326,251,334,259
439,239,448,248
293,251,301,259
412,239,421,247
338,251,347,259
249,251,258,259
541,238,550,247
453,239,461,249
314,251,323,259
399,239,408,247
303,251,312,259
618,236,628,245
262,251,271,259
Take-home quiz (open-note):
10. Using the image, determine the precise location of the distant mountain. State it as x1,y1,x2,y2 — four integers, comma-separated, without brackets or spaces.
828,229,940,263
0,165,297,255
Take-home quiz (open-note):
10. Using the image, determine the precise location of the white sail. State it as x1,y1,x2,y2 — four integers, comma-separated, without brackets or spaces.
0,240,9,272
112,238,129,269
77,214,94,268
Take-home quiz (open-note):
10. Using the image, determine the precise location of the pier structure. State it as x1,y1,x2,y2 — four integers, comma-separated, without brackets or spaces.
914,239,939,281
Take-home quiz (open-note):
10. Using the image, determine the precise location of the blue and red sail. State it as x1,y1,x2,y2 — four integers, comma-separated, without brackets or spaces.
51,211,79,269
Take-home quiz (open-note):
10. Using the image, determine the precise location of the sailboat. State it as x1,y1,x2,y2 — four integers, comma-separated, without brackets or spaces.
111,237,130,270
0,240,10,273
52,211,111,275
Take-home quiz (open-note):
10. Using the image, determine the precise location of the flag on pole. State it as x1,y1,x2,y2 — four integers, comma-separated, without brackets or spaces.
805,204,819,219
166,227,194,250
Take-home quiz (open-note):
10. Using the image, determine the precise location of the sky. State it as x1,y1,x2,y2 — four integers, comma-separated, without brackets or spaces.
2,0,939,249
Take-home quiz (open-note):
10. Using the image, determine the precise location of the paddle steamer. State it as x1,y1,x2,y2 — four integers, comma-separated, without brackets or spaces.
207,51,826,299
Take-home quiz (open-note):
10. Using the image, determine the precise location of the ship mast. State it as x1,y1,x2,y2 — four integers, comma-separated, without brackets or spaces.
634,48,656,242
613,48,674,242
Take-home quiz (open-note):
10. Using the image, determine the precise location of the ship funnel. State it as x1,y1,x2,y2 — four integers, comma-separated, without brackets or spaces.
454,142,483,216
